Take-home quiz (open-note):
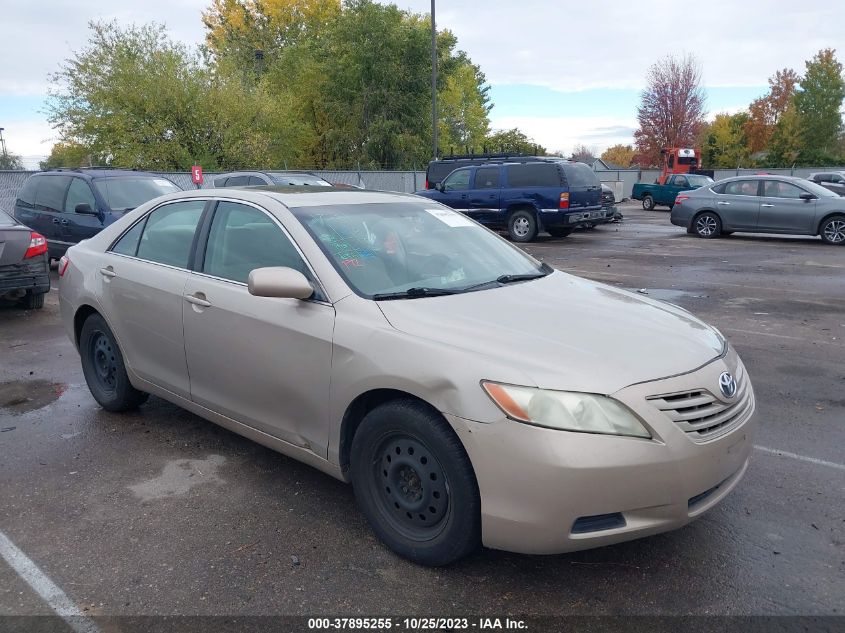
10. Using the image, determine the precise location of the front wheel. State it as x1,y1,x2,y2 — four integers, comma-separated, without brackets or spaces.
642,195,655,211
547,227,573,238
819,215,845,245
350,400,481,566
79,313,149,412
693,212,722,239
507,210,538,242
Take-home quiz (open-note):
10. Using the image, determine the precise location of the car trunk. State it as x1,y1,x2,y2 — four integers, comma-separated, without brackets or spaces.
0,225,30,266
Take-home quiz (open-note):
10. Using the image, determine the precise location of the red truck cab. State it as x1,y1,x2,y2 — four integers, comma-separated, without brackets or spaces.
658,148,701,184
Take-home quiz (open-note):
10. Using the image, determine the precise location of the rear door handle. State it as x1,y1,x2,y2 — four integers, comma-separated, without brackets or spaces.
184,293,211,308
716,201,731,205
761,204,774,208
99,267,116,278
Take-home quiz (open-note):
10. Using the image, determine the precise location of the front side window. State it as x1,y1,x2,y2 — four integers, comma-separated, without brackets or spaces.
674,176,689,187
64,178,97,213
93,177,181,212
34,176,71,212
292,202,544,298
202,202,309,284
723,180,759,196
763,181,806,199
442,169,471,191
135,200,205,268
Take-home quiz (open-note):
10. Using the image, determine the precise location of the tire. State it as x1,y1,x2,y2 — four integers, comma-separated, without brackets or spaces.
79,313,149,412
507,209,538,242
642,195,655,211
819,215,845,245
21,291,45,310
692,211,722,239
547,227,573,238
350,399,481,566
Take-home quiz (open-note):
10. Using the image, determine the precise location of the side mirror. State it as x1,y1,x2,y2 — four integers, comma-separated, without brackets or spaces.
799,192,815,201
248,267,314,300
75,203,97,215
437,183,445,192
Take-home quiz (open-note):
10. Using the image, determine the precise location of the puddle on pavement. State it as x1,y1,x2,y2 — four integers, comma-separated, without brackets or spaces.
0,379,68,415
128,454,227,501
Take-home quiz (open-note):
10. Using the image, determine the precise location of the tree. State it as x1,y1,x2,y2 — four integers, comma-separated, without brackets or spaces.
0,151,25,170
600,144,635,168
40,141,93,169
438,60,491,155
634,54,706,167
570,143,596,163
765,103,803,166
699,112,751,168
485,128,545,155
745,68,800,153
795,48,845,158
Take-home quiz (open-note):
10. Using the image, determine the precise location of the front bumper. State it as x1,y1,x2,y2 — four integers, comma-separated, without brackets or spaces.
448,349,756,554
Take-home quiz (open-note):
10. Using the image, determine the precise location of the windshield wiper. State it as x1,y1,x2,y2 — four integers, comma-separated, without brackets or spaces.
460,264,553,292
496,272,547,284
372,287,459,301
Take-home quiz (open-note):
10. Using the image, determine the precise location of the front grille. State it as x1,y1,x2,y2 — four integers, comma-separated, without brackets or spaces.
647,365,753,442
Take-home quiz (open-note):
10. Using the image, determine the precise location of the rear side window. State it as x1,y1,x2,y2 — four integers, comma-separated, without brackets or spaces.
214,177,229,187
136,200,206,268
34,176,71,212
560,163,598,188
723,180,759,196
17,177,39,207
248,176,266,185
111,220,146,256
506,164,562,187
225,175,250,186
474,167,500,189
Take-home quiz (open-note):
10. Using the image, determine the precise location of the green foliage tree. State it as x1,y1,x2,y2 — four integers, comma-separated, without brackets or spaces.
40,141,94,169
485,128,546,156
794,48,845,160
699,112,751,168
438,61,491,155
0,152,25,170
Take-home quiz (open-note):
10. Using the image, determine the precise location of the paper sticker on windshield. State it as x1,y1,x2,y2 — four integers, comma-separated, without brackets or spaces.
153,179,173,187
425,208,474,227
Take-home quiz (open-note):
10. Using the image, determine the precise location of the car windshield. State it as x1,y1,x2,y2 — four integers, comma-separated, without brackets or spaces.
94,177,181,211
800,179,839,198
291,202,546,298
269,173,332,187
687,175,714,187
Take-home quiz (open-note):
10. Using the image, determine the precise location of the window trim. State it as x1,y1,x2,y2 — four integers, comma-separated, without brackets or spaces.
191,198,330,303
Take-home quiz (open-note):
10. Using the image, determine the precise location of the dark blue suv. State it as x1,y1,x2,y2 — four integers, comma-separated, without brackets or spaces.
415,159,605,242
14,169,181,259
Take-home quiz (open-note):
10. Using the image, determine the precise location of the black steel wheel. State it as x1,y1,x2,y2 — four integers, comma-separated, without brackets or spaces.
350,399,480,566
79,313,148,412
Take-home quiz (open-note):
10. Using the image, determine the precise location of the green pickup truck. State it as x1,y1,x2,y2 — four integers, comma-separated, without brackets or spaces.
632,174,715,210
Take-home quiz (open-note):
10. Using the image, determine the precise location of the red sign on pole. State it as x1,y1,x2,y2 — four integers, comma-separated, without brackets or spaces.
191,165,203,185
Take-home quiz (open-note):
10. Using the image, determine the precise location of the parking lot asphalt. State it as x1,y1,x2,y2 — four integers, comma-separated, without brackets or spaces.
0,202,843,621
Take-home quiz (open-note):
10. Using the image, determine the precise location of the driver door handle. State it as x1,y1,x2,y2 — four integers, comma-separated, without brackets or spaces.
99,267,116,278
761,204,774,208
184,293,212,308
716,201,731,205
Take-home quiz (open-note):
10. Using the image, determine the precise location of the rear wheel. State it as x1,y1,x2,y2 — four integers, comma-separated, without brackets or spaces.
21,291,45,310
507,209,538,242
547,227,573,238
79,313,148,411
642,195,655,211
819,215,845,245
350,399,481,566
693,212,722,239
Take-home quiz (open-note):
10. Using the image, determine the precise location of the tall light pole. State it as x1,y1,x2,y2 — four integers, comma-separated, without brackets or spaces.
430,0,438,160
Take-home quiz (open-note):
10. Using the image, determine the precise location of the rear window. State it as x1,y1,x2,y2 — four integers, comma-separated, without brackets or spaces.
94,177,181,211
506,163,562,187
560,163,599,188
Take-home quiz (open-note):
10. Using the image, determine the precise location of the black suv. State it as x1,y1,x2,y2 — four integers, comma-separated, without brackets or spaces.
13,169,181,259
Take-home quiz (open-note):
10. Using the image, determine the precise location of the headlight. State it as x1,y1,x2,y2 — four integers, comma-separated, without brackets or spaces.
481,381,651,438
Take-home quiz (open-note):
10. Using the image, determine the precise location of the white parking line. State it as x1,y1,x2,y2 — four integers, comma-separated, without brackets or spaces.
0,530,99,633
754,445,845,471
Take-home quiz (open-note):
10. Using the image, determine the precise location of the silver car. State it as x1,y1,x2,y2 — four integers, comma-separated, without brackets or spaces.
59,188,756,565
671,175,845,244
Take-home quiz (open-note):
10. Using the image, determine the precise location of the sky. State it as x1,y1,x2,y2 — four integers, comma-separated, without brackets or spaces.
1,0,844,168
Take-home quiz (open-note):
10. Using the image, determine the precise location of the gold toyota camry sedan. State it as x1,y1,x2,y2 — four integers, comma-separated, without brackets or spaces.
59,188,756,565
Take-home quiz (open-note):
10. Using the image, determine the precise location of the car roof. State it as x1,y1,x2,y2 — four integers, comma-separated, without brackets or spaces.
38,168,164,179
156,186,419,208
717,174,808,183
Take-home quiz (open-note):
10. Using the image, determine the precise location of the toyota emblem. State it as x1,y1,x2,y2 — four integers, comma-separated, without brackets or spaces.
719,372,737,399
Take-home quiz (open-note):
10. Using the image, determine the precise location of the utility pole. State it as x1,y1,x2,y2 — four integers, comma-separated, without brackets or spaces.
0,128,7,159
430,0,438,160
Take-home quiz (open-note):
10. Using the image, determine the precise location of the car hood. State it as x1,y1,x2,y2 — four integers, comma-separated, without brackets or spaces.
376,272,724,395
